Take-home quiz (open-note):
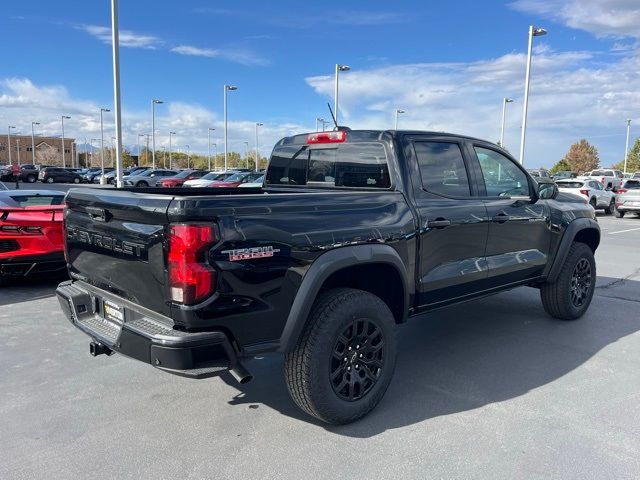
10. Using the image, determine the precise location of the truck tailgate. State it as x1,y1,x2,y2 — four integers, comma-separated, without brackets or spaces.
64,189,172,316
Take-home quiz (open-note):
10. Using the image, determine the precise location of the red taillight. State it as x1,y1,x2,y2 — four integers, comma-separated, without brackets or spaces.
307,131,347,144
600,177,605,184
579,189,589,195
617,188,627,194
167,224,218,305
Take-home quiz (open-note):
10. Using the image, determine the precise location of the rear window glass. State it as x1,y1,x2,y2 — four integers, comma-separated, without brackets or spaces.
9,195,64,206
623,180,640,189
557,181,584,189
266,143,390,188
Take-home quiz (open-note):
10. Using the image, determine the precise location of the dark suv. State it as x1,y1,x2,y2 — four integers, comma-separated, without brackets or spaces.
38,167,82,184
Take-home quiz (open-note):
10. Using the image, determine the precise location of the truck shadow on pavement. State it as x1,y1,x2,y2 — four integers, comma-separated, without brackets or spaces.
220,275,640,436
0,276,65,307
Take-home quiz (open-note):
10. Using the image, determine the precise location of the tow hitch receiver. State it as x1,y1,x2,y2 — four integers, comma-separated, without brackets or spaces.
90,341,114,357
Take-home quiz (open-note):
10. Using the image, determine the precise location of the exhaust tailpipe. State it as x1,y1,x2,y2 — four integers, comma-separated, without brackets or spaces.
90,341,113,357
230,362,253,384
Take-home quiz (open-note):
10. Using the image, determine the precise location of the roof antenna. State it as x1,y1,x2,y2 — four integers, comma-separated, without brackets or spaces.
327,102,338,130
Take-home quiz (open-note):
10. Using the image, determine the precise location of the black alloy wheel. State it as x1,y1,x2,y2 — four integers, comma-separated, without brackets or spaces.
570,258,592,308
330,318,385,402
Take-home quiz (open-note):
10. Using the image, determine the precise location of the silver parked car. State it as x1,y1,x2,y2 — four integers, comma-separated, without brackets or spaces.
614,179,640,218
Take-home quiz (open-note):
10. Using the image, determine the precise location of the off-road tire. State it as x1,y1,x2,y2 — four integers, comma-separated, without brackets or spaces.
284,288,397,425
541,242,595,320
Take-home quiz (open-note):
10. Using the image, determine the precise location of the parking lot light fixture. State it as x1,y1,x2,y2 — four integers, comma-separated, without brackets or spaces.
7,126,16,165
169,131,176,169
31,122,40,164
519,25,547,166
224,85,238,171
208,127,215,171
500,98,514,148
394,109,405,130
624,120,631,175
334,64,350,127
255,123,263,171
151,99,163,169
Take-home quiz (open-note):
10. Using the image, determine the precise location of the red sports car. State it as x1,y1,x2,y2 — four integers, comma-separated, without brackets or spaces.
158,169,208,187
0,190,66,285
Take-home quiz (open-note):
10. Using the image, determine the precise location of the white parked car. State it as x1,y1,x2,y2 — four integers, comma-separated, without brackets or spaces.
556,178,616,214
183,171,233,187
238,174,264,188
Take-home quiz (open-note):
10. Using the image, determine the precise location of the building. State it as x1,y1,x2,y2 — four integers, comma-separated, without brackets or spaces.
0,135,76,166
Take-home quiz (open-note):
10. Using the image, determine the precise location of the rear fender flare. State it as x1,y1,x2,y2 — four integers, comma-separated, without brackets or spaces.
277,244,409,353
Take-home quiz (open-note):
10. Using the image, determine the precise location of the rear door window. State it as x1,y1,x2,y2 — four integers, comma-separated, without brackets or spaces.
413,141,471,197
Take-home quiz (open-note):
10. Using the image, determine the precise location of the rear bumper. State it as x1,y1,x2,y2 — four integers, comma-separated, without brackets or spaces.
0,251,66,278
56,280,239,379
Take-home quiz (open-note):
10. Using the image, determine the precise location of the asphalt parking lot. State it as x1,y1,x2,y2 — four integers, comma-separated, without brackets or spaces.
1,206,640,479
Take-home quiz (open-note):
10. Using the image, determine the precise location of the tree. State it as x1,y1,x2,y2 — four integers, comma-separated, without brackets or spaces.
563,139,599,174
549,157,572,175
613,137,640,173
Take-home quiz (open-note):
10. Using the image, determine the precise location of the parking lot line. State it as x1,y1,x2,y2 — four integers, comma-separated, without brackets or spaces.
609,227,640,235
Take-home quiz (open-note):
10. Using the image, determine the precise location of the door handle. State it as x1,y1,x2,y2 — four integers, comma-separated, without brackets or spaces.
427,218,451,229
492,213,510,223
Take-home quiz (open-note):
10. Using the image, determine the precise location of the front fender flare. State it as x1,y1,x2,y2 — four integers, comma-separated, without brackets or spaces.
545,217,600,283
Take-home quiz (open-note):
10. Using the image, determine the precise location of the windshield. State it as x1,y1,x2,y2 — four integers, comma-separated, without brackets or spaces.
134,170,153,177
200,172,225,180
557,181,584,189
8,194,65,206
174,170,197,178
224,173,249,182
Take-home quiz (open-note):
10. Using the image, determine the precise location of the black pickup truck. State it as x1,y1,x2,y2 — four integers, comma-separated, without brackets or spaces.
56,130,600,424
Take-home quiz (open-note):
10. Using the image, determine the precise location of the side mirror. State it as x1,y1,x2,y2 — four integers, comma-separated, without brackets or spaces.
537,179,558,200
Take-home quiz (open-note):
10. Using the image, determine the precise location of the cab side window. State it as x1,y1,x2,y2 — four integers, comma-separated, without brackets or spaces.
414,141,471,197
475,147,530,197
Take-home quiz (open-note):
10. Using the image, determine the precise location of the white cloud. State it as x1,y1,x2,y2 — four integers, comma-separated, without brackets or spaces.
510,0,640,39
171,45,219,58
305,47,640,167
171,44,268,66
0,78,305,159
78,24,161,49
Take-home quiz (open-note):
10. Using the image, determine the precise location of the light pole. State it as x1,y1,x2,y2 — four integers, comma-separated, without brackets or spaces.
84,137,88,167
624,119,632,175
7,126,16,165
224,84,238,171
111,0,124,187
16,139,20,166
31,121,40,164
500,98,514,148
243,141,250,168
61,115,71,167
321,119,329,132
208,127,215,171
519,25,547,165
137,134,143,165
169,131,176,169
99,108,110,179
316,117,324,132
151,99,163,169
255,122,263,171
185,145,190,168
162,146,166,168
394,109,405,130
212,143,218,170
334,64,350,126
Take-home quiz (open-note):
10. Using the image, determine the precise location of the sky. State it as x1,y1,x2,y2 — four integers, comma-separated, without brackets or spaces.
0,0,639,167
